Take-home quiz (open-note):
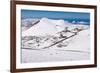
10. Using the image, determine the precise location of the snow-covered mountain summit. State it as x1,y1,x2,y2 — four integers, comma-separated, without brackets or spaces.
40,17,65,26
22,17,66,36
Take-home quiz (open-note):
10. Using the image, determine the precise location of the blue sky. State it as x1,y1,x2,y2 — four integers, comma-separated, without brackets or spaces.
21,9,90,20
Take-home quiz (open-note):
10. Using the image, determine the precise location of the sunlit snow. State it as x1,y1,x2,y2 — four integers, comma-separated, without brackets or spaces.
21,18,90,63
